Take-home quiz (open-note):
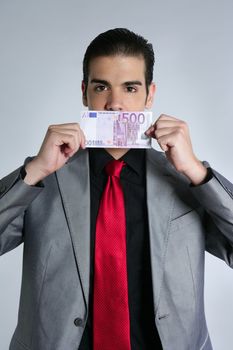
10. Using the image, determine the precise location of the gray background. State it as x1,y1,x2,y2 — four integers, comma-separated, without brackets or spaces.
0,0,232,348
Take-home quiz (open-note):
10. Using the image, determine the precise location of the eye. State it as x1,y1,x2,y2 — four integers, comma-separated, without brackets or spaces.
94,85,108,92
126,86,137,93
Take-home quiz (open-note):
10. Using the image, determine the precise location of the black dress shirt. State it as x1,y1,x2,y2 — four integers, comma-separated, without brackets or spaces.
79,148,162,349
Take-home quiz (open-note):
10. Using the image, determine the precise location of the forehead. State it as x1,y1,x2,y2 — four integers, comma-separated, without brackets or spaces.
88,55,146,83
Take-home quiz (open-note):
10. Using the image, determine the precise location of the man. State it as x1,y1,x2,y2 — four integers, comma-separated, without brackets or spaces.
0,28,233,350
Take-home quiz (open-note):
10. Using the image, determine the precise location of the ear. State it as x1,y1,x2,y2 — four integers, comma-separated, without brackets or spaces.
145,83,156,109
81,81,88,107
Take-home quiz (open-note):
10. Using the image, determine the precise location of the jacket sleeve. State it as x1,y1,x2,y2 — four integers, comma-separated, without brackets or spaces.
0,166,43,255
190,168,233,267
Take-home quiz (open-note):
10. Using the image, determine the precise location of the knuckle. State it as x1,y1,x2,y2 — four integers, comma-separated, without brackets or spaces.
160,114,168,119
175,128,184,138
179,120,187,128
72,122,80,130
48,126,58,136
69,133,76,141
48,124,56,130
157,138,163,145
175,128,181,135
154,121,161,131
158,115,164,121
48,129,56,137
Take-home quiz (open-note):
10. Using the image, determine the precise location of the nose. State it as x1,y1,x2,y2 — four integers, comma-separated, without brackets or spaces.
105,90,123,111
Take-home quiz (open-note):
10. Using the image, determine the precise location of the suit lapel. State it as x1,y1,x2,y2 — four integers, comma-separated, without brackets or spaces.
55,148,175,315
146,149,176,311
56,149,90,311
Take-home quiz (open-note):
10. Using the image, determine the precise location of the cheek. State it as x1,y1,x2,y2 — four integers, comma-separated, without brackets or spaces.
127,94,148,109
86,92,106,108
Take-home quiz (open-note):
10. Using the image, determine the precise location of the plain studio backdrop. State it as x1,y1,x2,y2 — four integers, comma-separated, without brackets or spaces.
0,0,232,348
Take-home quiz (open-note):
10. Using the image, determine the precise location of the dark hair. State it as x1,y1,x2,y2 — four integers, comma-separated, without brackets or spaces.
82,28,155,95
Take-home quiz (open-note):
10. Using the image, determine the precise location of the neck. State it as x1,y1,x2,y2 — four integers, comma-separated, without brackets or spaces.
105,148,129,159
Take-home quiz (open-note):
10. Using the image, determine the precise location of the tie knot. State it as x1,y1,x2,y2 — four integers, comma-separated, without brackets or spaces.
105,160,125,178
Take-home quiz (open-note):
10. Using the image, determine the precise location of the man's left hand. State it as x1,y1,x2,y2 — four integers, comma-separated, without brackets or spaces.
145,114,208,185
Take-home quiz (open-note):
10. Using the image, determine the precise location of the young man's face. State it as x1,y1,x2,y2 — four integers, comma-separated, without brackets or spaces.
82,55,155,111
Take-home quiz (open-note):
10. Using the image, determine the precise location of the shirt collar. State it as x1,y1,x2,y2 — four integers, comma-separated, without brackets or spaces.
120,149,145,176
89,148,145,177
89,148,114,176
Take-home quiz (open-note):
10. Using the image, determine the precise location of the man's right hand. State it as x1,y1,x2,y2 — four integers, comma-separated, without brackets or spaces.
24,123,86,185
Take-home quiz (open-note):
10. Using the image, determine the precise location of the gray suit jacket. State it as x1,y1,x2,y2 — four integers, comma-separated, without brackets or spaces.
0,149,233,350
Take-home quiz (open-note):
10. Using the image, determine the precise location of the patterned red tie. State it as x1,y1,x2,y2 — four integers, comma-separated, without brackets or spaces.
93,159,131,350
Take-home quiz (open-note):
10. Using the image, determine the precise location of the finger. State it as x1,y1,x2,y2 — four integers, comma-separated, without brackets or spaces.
53,133,79,154
145,125,155,136
155,120,184,129
48,127,81,136
79,128,86,149
50,123,85,142
145,124,176,138
48,123,81,130
154,127,177,139
145,116,183,136
48,123,82,141
48,127,83,152
156,131,178,152
157,114,180,122
71,127,84,153
64,127,86,155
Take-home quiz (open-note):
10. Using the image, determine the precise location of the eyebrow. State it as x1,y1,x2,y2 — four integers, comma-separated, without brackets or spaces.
124,81,142,86
90,79,110,86
90,79,143,86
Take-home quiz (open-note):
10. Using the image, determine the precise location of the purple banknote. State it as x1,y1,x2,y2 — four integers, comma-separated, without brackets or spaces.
80,111,153,148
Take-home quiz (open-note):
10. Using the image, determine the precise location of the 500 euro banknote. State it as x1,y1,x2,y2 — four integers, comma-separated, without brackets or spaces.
80,111,153,148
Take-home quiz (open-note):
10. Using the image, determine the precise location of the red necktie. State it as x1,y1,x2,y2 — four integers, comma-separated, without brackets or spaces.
93,160,131,350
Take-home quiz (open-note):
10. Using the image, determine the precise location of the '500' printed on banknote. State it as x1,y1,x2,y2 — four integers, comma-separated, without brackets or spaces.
80,111,153,148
